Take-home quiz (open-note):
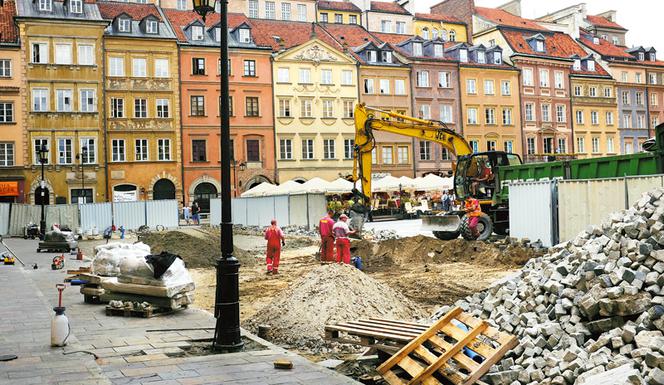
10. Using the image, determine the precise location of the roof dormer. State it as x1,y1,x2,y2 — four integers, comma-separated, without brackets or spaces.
445,42,470,63
627,46,646,61
571,54,581,70
114,13,132,33
526,33,546,53
140,15,159,35
232,22,252,44
186,20,205,41
487,45,503,65
64,0,83,14
36,0,52,12
470,44,487,64
645,47,657,61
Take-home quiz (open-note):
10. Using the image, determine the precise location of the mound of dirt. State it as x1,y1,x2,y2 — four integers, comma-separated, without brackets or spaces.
245,264,426,353
139,228,255,268
352,235,535,273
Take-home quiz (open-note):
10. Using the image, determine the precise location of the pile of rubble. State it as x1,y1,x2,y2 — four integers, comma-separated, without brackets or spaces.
361,228,399,241
433,188,664,385
233,224,318,237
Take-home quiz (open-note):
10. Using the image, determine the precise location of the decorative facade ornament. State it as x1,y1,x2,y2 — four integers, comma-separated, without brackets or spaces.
294,44,338,65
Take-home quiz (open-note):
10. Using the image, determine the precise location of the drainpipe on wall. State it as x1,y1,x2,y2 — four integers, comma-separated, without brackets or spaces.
101,36,114,227
516,64,526,159
177,44,186,206
269,54,278,184
645,85,652,138
568,74,575,156
407,64,416,178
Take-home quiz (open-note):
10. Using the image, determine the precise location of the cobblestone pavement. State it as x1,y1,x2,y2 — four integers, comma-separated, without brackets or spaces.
0,238,359,385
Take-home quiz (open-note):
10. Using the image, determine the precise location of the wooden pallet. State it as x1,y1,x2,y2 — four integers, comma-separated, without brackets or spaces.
325,318,430,355
376,307,517,385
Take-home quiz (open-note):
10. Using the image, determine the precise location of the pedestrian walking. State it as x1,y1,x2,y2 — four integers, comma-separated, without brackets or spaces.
333,214,355,264
191,202,200,225
264,219,285,274
183,203,191,225
464,196,482,239
441,190,450,212
318,210,336,263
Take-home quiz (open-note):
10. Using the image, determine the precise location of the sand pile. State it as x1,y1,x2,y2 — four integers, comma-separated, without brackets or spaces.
245,264,426,353
352,235,535,273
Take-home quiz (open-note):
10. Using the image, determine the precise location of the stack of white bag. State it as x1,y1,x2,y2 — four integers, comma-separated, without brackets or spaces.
92,242,195,309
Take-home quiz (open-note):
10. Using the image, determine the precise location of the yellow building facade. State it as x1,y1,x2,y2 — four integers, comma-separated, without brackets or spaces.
16,0,108,204
318,9,361,25
571,77,618,158
98,2,182,202
413,16,467,43
272,38,358,182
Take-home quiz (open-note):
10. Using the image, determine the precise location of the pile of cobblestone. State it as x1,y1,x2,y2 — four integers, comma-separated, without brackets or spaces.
433,188,664,385
233,224,318,237
361,228,400,241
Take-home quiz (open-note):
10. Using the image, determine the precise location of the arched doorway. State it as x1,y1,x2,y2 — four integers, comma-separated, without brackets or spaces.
153,179,176,200
35,186,50,205
193,182,217,213
113,184,138,202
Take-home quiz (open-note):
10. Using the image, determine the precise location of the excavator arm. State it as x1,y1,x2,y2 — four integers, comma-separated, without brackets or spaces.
352,103,473,210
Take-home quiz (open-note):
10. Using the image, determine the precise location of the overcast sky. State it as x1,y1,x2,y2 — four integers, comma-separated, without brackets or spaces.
416,0,663,53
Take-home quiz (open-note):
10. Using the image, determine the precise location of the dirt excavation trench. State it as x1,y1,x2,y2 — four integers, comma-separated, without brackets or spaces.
138,227,538,354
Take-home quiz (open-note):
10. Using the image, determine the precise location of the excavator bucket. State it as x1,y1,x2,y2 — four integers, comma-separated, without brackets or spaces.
421,214,463,232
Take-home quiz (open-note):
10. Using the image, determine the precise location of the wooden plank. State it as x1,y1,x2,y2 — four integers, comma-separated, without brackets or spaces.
368,318,432,329
345,321,424,337
461,335,518,385
455,313,510,346
357,319,429,333
439,323,496,359
409,321,488,385
428,336,481,372
412,346,466,385
397,356,441,385
378,307,463,375
382,370,408,385
324,324,414,342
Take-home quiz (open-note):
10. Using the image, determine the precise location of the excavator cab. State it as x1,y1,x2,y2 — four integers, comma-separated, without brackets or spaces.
455,152,522,202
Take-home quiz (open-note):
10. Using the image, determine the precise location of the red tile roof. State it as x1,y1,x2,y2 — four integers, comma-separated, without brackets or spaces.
414,12,464,25
163,9,248,42
0,2,18,44
502,30,586,59
318,1,361,13
320,23,380,48
98,1,163,21
370,1,410,15
586,15,626,31
247,19,340,51
577,34,633,59
370,31,409,45
475,6,547,31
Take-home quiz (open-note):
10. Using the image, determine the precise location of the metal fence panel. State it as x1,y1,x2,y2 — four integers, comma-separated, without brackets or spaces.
114,201,147,230
209,198,221,225
46,205,79,231
274,195,290,227
625,175,664,207
509,181,555,247
306,194,327,230
146,200,179,229
288,195,308,227
80,202,112,233
231,199,247,225
9,204,40,236
0,203,10,235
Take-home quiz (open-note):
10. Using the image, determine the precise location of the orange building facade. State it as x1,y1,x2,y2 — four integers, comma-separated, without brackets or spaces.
165,11,275,211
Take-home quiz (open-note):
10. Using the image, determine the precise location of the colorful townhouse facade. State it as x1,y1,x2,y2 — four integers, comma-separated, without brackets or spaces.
413,12,467,43
361,0,412,35
16,0,108,204
0,2,24,203
164,10,275,210
317,0,361,25
229,0,316,22
322,23,414,177
451,43,522,157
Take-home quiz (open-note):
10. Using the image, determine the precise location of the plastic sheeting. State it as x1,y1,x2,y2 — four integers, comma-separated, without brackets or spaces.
509,180,557,247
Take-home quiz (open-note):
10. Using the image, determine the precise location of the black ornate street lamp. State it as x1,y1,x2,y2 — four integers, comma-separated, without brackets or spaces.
37,144,48,238
192,0,243,351
76,146,88,204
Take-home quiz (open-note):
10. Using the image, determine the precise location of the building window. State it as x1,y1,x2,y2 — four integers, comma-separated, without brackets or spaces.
493,52,502,64
156,99,169,118
650,73,658,85
501,80,510,96
397,146,408,164
652,93,659,106
380,20,392,33
419,104,430,120
79,138,96,164
553,71,564,89
56,89,72,112
591,137,600,153
154,59,169,77
589,87,597,97
157,139,171,161
0,103,13,122
132,58,146,77
344,139,354,159
0,143,13,166
302,139,314,159
77,45,94,66
245,97,259,116
176,0,187,9
466,79,476,94
413,42,423,56
265,1,275,19
612,36,619,45
523,68,533,86
367,50,377,63
364,78,374,94
280,139,292,160
543,138,553,153
396,21,405,34
636,73,642,83
320,13,328,23
278,99,291,117
33,139,49,165
623,114,631,128
381,50,392,63
32,42,48,64
573,59,581,71
486,140,496,151
299,68,311,83
134,98,147,118
334,13,342,23
54,44,72,65
109,57,124,76
0,60,9,78
349,15,357,24
33,88,49,112
246,139,260,162
281,2,291,20
192,140,206,162
637,114,645,128
591,111,599,125
485,108,495,125
469,140,478,153
422,28,430,40
573,85,581,96
190,96,205,116
381,147,393,164
417,71,429,87
343,100,354,118
321,69,333,85
504,140,513,153
248,0,258,17
111,139,125,162
297,4,306,21
577,137,585,153
525,103,534,121
477,51,485,64
323,139,335,159
118,18,131,33
192,58,205,75
636,92,644,105
39,0,52,12
576,110,584,124
58,138,73,164
539,69,549,87
556,105,565,123
542,104,550,122
622,91,630,105
483,80,494,95
419,141,431,161
440,104,453,123
434,44,443,57
379,79,390,94
322,100,334,118
606,111,614,125
80,89,96,112
146,20,158,34
502,108,512,125
277,68,290,83
341,70,353,85
607,137,614,153
527,137,536,155
467,108,478,124
298,99,311,117
652,116,659,128
459,49,467,62
243,60,256,76
110,98,124,118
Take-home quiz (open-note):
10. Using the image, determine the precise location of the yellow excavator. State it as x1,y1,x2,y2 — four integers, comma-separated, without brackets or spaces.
351,104,523,241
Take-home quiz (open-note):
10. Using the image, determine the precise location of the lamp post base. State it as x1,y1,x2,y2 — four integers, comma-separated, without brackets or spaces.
40,219,47,240
213,255,243,352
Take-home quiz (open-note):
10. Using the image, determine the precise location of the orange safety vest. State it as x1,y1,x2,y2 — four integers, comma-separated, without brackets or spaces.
464,198,482,217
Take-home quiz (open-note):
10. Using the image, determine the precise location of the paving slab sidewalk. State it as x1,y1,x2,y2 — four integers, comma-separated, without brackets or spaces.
0,238,359,385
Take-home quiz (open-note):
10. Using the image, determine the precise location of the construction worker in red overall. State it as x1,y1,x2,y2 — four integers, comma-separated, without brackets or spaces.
464,196,482,239
264,219,285,274
319,210,336,263
333,214,355,264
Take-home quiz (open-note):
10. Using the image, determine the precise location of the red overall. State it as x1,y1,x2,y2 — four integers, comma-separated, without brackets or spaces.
319,216,336,262
264,225,283,272
333,222,351,264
